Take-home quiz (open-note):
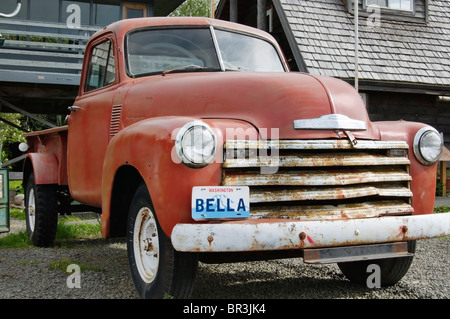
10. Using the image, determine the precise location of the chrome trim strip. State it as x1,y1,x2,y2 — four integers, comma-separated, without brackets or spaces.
294,114,367,131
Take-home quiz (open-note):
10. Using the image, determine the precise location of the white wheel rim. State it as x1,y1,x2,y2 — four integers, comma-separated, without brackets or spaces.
27,188,36,232
133,207,160,284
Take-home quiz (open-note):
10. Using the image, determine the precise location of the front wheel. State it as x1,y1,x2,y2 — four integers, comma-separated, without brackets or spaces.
337,241,416,287
25,174,58,247
127,183,198,299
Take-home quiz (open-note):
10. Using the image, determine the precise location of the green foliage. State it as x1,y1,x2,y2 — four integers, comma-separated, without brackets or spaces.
436,181,444,196
163,292,175,299
0,113,26,164
10,180,24,194
434,205,450,213
170,0,216,17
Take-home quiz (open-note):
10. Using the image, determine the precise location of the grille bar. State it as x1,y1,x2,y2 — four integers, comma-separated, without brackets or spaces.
250,201,414,220
250,185,412,203
224,153,410,168
224,139,409,150
222,139,413,221
223,168,411,187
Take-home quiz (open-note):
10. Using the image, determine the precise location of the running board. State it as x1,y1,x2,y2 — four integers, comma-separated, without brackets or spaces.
303,242,413,264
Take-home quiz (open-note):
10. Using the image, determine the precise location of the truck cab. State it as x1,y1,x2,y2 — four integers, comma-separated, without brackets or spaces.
22,17,450,299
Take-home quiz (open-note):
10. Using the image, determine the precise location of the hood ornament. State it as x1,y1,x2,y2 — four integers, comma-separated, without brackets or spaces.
293,114,367,131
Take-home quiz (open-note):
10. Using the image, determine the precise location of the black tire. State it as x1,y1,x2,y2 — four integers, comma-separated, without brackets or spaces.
25,174,58,247
337,241,416,287
127,183,198,299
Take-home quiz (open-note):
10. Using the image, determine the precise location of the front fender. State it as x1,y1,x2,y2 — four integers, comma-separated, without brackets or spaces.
101,116,258,238
373,120,439,215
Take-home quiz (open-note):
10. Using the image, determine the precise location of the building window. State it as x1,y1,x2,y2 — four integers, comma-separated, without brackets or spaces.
366,0,414,11
94,3,120,26
122,2,148,19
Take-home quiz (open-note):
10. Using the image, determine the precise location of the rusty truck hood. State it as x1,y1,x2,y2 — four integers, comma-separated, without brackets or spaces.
121,71,378,140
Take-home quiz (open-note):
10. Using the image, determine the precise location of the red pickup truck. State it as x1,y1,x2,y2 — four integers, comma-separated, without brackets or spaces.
21,17,449,299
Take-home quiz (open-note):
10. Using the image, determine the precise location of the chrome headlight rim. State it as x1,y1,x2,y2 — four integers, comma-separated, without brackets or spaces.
175,120,218,168
413,126,443,166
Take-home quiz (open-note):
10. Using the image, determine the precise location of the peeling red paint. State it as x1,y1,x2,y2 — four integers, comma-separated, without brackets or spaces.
307,235,315,245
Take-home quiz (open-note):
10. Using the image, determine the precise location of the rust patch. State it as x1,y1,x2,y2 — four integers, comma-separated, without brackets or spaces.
299,232,306,248
207,235,214,247
401,225,408,240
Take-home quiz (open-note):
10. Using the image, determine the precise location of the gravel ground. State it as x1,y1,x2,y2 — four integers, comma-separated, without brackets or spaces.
0,214,448,300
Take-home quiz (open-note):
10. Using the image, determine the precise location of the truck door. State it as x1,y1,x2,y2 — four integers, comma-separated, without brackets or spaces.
67,37,117,207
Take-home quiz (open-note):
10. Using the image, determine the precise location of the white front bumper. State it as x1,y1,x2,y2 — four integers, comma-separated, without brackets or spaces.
171,212,450,252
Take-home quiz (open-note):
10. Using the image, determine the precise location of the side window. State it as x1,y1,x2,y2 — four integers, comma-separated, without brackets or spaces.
85,40,116,92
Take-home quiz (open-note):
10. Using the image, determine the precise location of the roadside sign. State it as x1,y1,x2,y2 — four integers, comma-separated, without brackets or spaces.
0,169,9,233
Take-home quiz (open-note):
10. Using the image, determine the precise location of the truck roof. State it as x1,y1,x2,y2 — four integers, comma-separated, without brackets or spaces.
91,16,278,44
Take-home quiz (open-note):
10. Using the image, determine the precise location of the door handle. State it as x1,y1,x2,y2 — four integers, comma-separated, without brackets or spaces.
68,105,81,112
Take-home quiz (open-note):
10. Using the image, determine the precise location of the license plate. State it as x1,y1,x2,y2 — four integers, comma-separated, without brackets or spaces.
192,186,250,220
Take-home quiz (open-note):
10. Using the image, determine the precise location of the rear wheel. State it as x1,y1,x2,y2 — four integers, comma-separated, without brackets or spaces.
25,174,58,247
338,241,416,287
127,183,198,299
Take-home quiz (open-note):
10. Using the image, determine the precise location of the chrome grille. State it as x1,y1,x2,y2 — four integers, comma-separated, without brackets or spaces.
222,139,413,221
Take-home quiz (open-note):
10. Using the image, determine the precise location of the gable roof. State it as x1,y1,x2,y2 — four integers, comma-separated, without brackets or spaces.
276,0,450,89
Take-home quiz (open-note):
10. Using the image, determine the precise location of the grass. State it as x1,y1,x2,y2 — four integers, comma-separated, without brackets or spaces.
0,209,105,274
0,231,30,248
10,207,25,220
55,216,102,242
49,257,104,273
0,210,101,249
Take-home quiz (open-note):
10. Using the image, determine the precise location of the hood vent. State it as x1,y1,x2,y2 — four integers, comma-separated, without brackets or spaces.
109,105,122,139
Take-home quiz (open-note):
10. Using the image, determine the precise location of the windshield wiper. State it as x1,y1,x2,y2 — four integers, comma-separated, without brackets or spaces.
161,65,219,76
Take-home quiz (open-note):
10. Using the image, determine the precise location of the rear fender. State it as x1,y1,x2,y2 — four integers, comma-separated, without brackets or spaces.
24,153,59,185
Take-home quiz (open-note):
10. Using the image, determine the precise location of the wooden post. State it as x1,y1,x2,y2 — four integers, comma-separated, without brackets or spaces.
438,147,450,197
257,0,267,31
230,0,237,22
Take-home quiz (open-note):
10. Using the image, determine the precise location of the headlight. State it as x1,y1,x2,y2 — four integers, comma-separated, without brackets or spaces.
413,126,443,165
175,121,218,167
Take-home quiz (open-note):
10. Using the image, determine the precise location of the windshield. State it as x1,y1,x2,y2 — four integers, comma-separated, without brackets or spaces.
126,27,285,77
214,29,284,72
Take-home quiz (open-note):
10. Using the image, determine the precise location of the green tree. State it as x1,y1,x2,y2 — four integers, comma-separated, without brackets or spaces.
170,0,217,17
0,113,26,167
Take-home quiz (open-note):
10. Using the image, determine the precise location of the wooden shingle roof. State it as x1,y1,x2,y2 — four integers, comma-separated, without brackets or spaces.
278,0,450,88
